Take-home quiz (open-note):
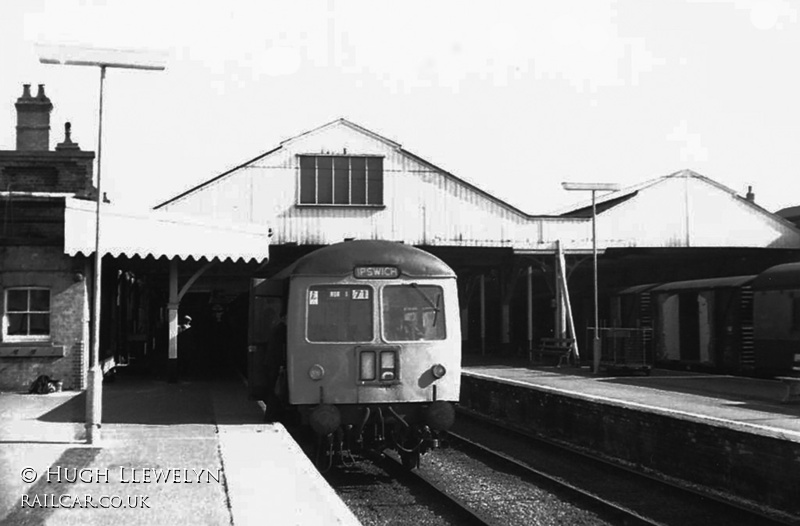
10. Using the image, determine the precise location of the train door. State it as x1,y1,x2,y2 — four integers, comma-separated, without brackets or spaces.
656,293,680,361
678,292,700,361
714,288,738,369
247,278,284,400
697,292,713,364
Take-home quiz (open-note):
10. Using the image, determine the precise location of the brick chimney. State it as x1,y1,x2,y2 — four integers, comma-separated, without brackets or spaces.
15,84,53,151
746,185,755,202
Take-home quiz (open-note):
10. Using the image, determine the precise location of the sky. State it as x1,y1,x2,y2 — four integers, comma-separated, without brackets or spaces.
1,0,799,215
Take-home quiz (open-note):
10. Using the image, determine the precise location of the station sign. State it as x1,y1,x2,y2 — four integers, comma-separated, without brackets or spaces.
353,266,400,279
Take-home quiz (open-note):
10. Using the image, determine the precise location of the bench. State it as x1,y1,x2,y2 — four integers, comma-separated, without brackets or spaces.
533,337,575,367
776,376,800,404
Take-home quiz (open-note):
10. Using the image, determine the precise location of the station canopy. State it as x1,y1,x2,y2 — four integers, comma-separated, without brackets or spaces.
64,197,270,262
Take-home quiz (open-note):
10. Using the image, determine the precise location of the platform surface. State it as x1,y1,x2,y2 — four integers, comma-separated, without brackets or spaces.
463,358,800,442
0,373,360,526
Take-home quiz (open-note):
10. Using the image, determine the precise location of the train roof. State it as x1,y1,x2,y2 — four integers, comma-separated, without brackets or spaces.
752,261,800,291
276,240,456,279
615,283,661,295
650,275,756,293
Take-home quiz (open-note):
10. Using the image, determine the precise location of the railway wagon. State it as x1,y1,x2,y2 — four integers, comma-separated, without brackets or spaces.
610,261,800,376
249,240,461,469
752,262,800,374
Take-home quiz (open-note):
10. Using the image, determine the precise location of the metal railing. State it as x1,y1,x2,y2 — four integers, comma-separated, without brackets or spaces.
588,327,654,372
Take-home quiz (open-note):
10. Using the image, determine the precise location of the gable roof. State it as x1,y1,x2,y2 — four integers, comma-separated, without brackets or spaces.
558,169,796,225
552,169,800,249
154,118,535,219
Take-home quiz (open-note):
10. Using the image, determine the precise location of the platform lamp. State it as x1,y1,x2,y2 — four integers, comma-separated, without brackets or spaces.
38,44,166,444
561,182,620,374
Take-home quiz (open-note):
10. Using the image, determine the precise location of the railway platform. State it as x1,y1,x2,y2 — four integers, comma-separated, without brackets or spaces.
460,356,800,522
463,357,800,439
0,371,360,526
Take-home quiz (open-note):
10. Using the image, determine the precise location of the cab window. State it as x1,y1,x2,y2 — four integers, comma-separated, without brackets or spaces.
382,284,445,341
307,285,373,342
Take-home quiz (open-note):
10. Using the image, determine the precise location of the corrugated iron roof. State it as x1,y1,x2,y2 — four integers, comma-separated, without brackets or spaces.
154,118,540,220
559,191,639,218
64,197,270,262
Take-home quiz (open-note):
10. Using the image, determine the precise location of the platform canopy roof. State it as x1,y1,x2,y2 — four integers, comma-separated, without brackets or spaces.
64,197,270,262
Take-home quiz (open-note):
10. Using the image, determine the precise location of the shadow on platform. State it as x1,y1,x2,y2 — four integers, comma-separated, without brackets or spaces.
37,369,248,426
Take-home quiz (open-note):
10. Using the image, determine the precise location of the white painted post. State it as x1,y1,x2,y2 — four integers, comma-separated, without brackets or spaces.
527,265,533,361
480,274,486,356
168,258,179,382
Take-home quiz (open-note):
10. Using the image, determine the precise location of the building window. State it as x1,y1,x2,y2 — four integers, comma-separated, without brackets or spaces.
4,288,50,340
299,155,383,206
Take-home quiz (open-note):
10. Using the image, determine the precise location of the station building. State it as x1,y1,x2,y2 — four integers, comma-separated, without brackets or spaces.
3,83,799,392
0,85,270,392
0,85,95,391
155,118,800,366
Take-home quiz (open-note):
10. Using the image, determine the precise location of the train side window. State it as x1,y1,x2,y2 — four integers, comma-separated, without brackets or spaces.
307,285,373,342
382,284,445,341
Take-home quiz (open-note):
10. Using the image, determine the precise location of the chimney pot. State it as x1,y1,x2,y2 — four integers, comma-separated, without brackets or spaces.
746,185,755,202
56,121,81,151
21,84,32,99
36,84,47,99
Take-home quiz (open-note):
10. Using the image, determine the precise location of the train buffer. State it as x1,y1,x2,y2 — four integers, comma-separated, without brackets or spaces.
534,337,575,367
775,376,800,404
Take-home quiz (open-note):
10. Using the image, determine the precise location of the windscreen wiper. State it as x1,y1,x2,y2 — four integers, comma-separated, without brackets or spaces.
409,283,441,326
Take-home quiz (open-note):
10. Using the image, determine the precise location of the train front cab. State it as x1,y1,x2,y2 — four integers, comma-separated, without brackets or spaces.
280,241,461,468
287,275,460,451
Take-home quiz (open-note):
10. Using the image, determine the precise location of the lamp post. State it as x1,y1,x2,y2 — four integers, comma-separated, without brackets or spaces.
561,182,620,374
38,44,166,444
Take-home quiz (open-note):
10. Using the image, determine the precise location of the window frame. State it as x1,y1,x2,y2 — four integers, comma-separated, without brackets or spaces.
381,284,446,342
305,284,375,343
297,155,385,208
4,287,51,343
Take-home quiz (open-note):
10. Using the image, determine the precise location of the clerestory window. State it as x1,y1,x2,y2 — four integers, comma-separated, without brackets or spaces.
299,155,384,206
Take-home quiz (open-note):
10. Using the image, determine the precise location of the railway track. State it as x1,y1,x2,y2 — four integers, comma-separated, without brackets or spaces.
377,452,496,526
450,409,798,526
322,449,494,526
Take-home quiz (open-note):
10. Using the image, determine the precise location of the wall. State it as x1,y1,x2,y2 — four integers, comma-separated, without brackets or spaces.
460,374,800,519
0,152,95,197
0,245,88,391
158,120,596,251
